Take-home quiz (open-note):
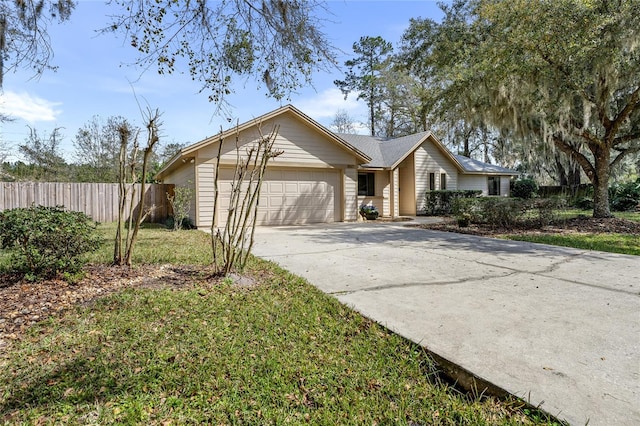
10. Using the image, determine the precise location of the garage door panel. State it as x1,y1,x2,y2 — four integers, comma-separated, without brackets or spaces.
269,182,284,193
268,195,285,208
285,183,298,193
299,182,313,192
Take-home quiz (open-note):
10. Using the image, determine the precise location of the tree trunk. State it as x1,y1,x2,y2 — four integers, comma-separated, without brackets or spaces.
369,85,375,136
419,105,428,132
556,156,569,186
591,146,612,218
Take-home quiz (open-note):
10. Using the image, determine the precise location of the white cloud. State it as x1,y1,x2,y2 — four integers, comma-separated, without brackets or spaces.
0,91,62,122
297,87,365,120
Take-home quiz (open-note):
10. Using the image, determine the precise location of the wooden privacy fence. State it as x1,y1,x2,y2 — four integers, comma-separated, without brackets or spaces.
0,182,174,223
538,184,592,199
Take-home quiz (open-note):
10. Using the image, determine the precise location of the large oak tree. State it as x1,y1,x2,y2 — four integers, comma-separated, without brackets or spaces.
420,0,640,217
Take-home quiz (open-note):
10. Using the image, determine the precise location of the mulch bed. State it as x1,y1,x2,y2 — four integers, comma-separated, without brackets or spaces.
419,216,640,237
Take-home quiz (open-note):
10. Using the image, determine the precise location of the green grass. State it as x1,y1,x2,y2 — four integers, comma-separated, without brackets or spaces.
86,222,214,265
506,209,640,256
557,209,640,222
0,224,559,425
506,233,640,256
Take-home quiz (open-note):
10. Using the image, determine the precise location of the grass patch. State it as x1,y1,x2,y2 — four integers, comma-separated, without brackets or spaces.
558,209,640,222
0,223,559,425
87,222,213,265
507,209,640,255
506,233,640,256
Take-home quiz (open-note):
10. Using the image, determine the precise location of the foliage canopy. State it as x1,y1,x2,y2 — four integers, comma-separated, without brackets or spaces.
106,0,337,108
0,0,75,88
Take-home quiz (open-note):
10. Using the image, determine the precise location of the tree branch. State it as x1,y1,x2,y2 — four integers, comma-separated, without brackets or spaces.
607,84,640,144
574,128,605,149
610,145,640,169
553,135,596,181
613,131,640,146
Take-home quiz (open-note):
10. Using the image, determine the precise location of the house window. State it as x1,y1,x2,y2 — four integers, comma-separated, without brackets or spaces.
440,173,447,190
429,173,435,191
488,176,501,195
358,172,375,196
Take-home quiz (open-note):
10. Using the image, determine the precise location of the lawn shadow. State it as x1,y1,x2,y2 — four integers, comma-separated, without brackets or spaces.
1,354,124,414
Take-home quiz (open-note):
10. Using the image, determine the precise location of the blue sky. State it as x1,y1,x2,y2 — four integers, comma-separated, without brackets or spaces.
0,1,444,162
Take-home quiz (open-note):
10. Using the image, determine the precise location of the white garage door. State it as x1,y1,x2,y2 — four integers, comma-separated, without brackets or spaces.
218,168,340,226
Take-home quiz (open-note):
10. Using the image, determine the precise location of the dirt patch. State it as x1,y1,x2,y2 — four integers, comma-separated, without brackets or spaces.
0,264,249,351
419,216,640,237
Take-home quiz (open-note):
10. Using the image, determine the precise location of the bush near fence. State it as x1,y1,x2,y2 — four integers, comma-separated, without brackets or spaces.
537,184,592,199
0,182,173,223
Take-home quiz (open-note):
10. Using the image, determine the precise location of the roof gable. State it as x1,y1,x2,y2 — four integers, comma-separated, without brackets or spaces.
335,131,518,175
157,105,371,178
338,131,463,171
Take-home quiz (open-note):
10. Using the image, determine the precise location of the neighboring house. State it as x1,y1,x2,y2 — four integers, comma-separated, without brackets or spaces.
156,105,518,228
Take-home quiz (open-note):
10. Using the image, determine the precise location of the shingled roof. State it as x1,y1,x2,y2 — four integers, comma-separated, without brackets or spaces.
454,155,518,175
335,132,517,175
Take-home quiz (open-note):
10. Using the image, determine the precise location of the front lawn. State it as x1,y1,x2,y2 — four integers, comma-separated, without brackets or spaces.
506,233,640,256
504,210,640,255
87,222,214,265
0,224,558,425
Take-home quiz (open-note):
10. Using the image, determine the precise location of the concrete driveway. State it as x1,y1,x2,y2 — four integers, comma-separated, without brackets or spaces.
252,220,640,426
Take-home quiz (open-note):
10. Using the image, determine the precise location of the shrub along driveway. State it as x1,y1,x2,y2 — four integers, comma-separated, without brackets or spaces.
253,221,640,426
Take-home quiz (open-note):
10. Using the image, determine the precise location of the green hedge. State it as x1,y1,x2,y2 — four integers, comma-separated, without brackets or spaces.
452,197,567,228
423,190,482,216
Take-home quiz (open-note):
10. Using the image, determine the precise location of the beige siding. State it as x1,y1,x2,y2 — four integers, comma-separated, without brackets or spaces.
196,162,216,228
198,112,356,167
378,171,391,216
391,168,399,217
180,109,382,226
458,175,488,194
192,112,361,226
398,155,416,216
344,168,358,221
163,163,196,223
414,141,459,213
